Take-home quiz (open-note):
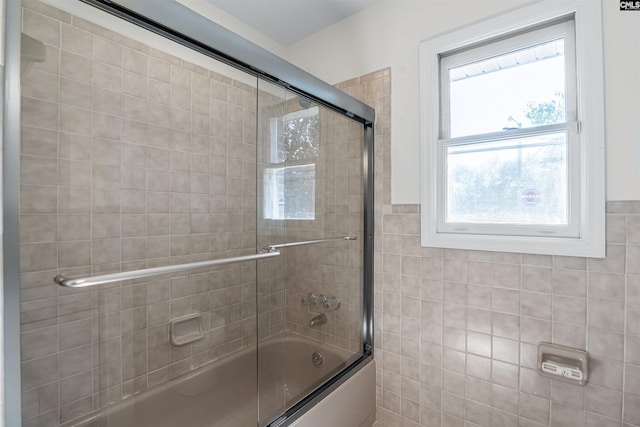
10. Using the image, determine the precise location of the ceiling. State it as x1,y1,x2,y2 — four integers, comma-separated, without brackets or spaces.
205,0,381,46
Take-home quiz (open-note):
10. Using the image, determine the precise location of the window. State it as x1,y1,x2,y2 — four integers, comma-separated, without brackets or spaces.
264,106,319,220
420,0,605,257
264,164,316,220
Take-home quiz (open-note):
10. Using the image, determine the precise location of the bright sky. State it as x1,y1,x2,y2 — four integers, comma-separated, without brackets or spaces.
449,55,565,138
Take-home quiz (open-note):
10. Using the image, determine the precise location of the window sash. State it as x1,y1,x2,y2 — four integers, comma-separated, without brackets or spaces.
435,19,579,238
263,164,316,220
269,106,320,165
436,123,581,238
440,19,576,140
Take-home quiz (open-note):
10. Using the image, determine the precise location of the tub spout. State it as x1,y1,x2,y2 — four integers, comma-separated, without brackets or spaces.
309,313,327,327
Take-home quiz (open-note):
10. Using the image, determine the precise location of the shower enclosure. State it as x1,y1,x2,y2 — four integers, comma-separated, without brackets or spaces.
4,0,374,426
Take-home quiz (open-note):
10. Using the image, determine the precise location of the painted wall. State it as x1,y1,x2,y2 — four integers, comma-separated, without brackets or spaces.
176,0,287,59
285,0,640,203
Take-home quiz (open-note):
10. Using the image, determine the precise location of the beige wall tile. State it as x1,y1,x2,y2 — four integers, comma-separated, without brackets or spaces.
628,304,640,336
22,126,58,158
60,50,92,83
94,61,122,91
589,272,625,303
624,392,640,425
585,385,622,420
22,97,58,130
23,9,61,48
588,358,623,391
589,329,624,361
22,69,59,102
123,47,148,75
61,24,93,59
588,300,625,332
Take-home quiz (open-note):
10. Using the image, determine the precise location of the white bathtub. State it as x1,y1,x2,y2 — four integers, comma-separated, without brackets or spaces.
67,333,374,427
288,359,376,427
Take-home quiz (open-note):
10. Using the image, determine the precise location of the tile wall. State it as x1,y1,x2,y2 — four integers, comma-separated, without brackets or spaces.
278,100,365,354
340,68,640,427
19,1,264,425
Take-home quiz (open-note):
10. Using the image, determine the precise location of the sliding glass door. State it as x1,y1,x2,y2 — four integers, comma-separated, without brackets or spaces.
256,79,365,426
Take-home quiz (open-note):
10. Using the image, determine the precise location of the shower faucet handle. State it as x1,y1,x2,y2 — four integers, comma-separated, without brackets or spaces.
302,292,318,306
322,296,341,311
302,293,337,310
315,295,328,307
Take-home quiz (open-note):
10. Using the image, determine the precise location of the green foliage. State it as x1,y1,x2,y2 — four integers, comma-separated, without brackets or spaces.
283,114,319,162
271,109,319,220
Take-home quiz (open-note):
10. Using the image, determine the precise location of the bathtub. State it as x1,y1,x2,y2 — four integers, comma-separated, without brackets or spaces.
67,333,375,427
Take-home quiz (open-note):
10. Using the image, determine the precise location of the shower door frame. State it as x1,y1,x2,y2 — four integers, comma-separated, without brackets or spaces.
2,1,375,426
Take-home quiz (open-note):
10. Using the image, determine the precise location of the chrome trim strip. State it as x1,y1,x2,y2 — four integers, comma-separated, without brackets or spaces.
362,124,375,354
3,0,24,423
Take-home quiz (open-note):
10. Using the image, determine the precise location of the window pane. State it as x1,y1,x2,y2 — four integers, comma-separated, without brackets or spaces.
449,39,566,138
446,132,567,225
271,107,320,163
264,164,315,220
284,164,315,219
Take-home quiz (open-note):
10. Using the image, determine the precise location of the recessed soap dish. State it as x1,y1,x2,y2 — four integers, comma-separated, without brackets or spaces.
537,342,588,386
170,313,205,346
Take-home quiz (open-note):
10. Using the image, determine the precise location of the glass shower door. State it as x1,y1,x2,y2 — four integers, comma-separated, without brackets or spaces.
16,1,373,426
19,1,262,425
256,79,365,425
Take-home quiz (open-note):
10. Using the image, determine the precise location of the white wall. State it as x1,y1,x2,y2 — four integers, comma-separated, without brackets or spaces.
601,0,640,200
285,0,640,203
176,0,287,58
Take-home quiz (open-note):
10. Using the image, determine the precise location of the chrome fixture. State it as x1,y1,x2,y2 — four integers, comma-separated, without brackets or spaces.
315,295,328,307
311,351,324,366
302,293,340,311
309,313,327,328
302,292,327,308
322,296,341,311
54,251,280,288
261,235,357,253
302,292,319,306
56,236,357,288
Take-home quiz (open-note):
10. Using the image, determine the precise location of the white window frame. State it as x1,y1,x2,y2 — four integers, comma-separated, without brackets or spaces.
438,21,579,238
419,0,605,257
